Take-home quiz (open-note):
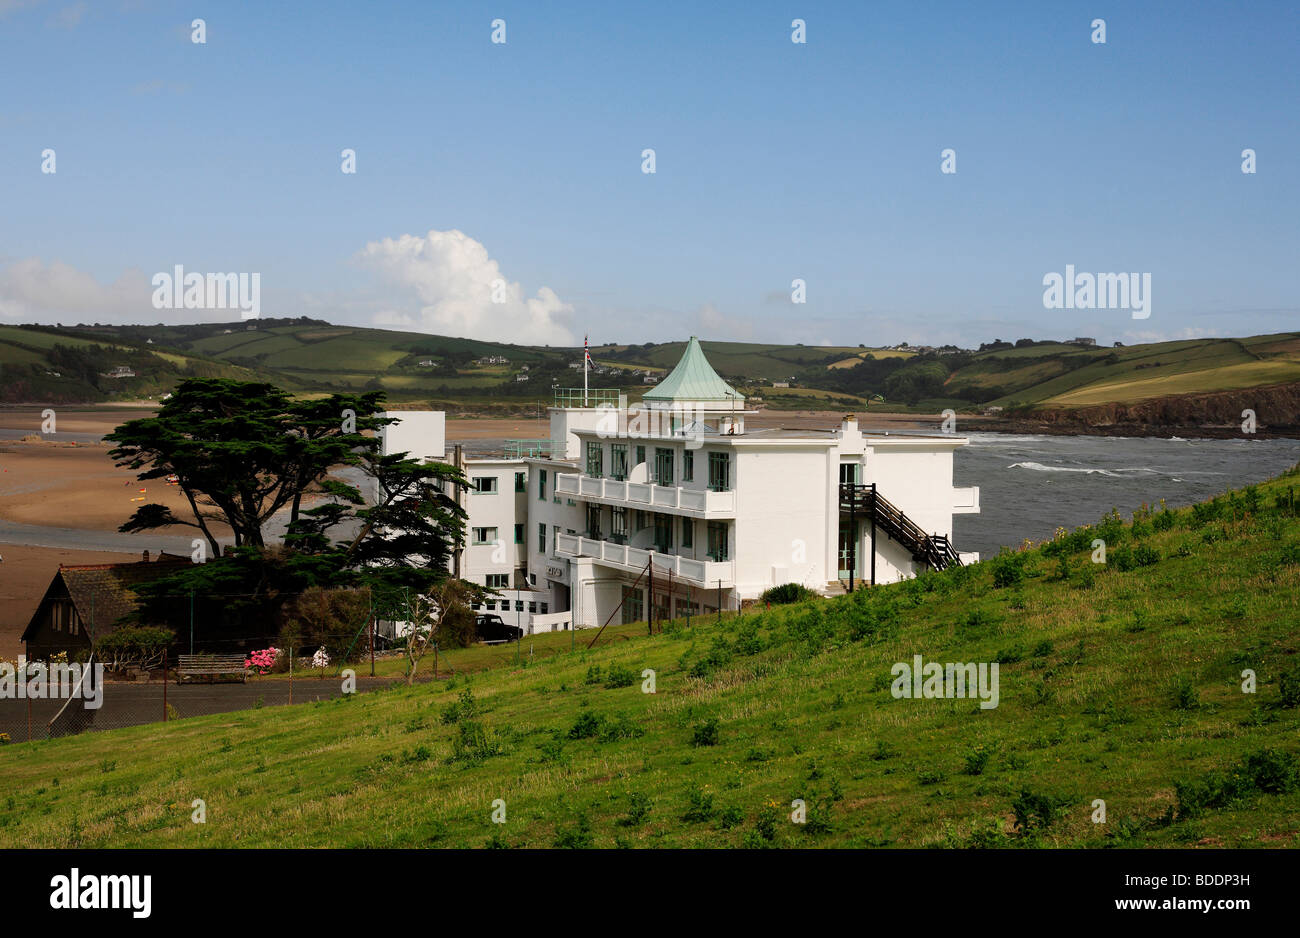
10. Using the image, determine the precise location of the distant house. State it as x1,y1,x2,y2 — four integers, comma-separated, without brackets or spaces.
417,359,435,367
982,405,1005,416
642,375,660,384
567,362,583,370
475,355,509,365
103,366,135,379
515,374,530,382
1072,337,1097,346
772,381,790,388
21,552,189,661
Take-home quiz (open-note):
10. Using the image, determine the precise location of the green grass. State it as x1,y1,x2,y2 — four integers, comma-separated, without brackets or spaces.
3,470,1300,848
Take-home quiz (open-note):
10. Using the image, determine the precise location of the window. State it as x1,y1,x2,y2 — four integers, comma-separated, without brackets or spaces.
538,522,547,553
52,602,62,632
587,504,602,538
635,445,646,468
538,469,547,500
586,441,603,478
473,476,498,493
654,448,674,486
514,523,524,544
472,526,498,545
528,601,538,614
653,514,673,553
839,463,861,486
529,573,537,586
682,517,693,549
634,510,646,532
684,449,694,482
485,574,509,589
611,506,628,542
611,444,628,480
552,525,560,554
621,586,644,625
484,601,495,611
541,603,549,615
515,471,526,492
708,451,731,492
707,521,729,562
515,600,524,612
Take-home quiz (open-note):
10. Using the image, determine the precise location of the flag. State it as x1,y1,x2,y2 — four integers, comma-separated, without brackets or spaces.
584,335,593,365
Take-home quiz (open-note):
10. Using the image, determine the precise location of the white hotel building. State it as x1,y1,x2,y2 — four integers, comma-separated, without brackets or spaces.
380,338,979,633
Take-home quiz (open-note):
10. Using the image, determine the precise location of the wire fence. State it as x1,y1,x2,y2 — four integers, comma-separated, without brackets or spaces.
0,648,410,745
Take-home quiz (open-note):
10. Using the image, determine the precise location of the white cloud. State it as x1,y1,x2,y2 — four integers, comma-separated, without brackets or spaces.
0,258,154,322
355,229,574,345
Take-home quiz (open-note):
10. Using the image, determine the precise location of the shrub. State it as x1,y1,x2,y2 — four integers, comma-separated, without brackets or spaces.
451,721,504,764
554,813,593,849
1011,789,1072,834
568,710,603,740
691,717,720,747
681,785,715,822
95,626,175,671
583,664,603,685
990,550,1028,588
604,663,637,689
760,583,816,605
1277,664,1300,708
1176,749,1299,818
963,745,993,776
440,687,477,724
617,792,652,827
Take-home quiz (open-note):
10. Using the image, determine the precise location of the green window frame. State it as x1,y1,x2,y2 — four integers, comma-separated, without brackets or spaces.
611,444,628,481
708,452,730,492
681,517,693,549
538,469,547,500
654,447,674,486
514,523,524,543
515,471,526,492
537,523,547,553
683,449,694,482
586,441,603,478
707,521,728,562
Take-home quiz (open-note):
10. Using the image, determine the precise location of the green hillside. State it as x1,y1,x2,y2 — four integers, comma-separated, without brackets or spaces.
4,319,1300,414
2,469,1298,848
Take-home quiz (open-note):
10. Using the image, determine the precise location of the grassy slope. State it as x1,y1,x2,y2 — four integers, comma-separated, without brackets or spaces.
3,471,1300,848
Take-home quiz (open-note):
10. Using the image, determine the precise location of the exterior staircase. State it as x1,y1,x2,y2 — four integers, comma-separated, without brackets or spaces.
839,483,963,574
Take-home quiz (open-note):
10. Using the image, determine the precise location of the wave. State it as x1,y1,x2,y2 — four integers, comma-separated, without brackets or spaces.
1006,461,1161,478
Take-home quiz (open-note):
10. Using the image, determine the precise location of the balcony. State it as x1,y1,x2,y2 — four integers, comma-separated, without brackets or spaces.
555,472,735,516
555,533,735,587
953,486,980,514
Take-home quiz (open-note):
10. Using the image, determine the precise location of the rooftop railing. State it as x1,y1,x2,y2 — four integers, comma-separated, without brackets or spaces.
504,439,568,459
553,387,620,408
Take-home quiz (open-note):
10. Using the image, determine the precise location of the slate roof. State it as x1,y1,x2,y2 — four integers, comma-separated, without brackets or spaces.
21,554,189,642
642,337,745,403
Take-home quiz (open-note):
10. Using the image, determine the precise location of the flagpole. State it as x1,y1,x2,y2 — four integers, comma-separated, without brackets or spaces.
584,334,589,407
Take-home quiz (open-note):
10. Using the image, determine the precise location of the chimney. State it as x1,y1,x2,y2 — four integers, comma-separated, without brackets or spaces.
842,414,858,433
142,549,150,563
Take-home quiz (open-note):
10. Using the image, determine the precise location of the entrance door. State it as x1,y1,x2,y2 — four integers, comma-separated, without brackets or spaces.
837,519,861,581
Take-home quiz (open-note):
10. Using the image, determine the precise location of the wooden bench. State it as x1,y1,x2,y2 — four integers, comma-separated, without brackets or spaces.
177,654,248,685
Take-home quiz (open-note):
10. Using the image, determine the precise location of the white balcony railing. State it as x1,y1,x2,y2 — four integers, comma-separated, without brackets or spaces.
555,533,735,587
555,473,735,515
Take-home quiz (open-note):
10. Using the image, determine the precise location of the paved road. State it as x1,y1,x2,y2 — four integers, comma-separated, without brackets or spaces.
0,673,411,742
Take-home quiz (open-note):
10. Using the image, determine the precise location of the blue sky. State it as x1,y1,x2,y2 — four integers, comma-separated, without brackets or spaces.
1,0,1296,347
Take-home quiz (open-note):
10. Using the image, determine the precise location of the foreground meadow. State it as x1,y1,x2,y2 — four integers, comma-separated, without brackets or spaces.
2,469,1299,848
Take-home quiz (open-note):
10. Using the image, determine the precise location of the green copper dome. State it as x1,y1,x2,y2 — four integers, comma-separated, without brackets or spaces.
642,337,745,403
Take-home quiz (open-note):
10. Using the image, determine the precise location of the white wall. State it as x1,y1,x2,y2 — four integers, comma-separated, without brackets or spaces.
380,411,445,461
